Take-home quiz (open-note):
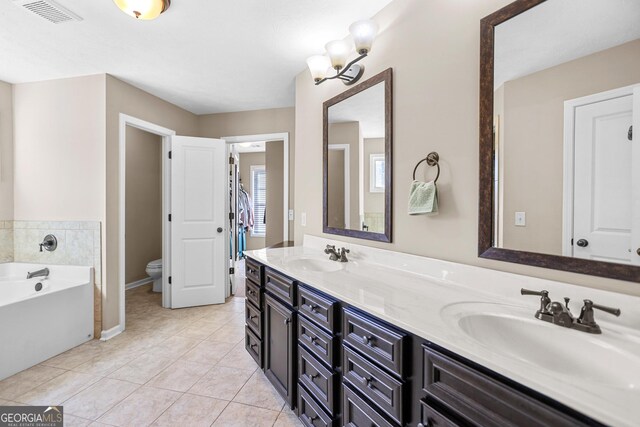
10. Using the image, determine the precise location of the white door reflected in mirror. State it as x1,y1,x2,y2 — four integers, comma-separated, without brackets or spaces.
491,0,640,266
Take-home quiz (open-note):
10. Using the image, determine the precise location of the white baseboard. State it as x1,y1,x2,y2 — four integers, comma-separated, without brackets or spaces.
126,277,153,290
100,324,124,341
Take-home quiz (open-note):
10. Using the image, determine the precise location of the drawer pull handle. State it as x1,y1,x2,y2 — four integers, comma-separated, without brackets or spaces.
305,414,318,422
284,318,291,326
308,304,319,313
308,336,317,344
250,343,258,349
359,375,373,386
249,315,257,320
248,290,255,295
362,335,373,345
309,373,319,380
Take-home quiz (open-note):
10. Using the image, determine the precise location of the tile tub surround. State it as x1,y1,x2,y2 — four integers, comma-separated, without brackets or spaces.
0,221,13,263
0,285,303,427
10,220,102,337
245,235,640,427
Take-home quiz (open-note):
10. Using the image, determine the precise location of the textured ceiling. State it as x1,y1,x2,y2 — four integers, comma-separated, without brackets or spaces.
0,0,393,114
494,0,640,89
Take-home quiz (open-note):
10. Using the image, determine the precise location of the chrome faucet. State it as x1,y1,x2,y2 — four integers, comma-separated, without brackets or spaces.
27,267,50,280
324,245,340,261
324,245,350,262
521,288,621,334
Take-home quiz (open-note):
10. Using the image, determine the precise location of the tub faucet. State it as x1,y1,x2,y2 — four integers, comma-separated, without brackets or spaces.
27,268,49,280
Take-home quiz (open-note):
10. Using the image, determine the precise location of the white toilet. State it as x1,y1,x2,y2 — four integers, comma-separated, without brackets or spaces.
145,259,163,292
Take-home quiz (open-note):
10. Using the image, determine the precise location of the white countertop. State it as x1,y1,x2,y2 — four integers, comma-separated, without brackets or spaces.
246,235,640,427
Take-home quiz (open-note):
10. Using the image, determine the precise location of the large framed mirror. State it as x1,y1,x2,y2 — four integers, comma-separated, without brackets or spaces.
323,68,392,242
479,0,640,282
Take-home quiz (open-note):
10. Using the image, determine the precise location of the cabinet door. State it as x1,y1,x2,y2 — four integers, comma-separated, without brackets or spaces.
264,293,296,408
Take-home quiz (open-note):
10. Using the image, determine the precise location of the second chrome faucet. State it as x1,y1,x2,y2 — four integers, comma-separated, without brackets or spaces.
521,288,621,334
324,245,350,262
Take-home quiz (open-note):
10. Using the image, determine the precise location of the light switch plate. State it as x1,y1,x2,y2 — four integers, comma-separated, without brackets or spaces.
288,209,294,221
301,212,307,227
515,212,526,227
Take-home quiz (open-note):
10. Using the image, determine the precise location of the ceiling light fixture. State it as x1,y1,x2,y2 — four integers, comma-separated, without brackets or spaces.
307,19,378,86
113,0,170,20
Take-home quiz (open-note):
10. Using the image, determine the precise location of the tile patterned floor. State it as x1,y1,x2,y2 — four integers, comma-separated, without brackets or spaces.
0,284,303,427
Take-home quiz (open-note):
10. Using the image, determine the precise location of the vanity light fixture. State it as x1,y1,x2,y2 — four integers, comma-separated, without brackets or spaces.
307,19,378,86
113,0,170,20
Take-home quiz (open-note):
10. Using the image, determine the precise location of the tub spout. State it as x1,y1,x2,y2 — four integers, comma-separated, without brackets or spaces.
27,268,49,280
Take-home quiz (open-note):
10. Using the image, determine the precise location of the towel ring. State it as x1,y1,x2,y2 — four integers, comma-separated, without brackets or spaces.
412,152,440,182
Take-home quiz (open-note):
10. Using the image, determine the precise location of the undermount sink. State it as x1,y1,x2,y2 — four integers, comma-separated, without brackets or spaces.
442,302,640,389
285,257,343,273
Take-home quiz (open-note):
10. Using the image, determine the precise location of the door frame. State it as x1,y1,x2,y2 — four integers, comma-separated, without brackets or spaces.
223,132,290,242
118,114,176,332
562,84,639,257
327,144,351,229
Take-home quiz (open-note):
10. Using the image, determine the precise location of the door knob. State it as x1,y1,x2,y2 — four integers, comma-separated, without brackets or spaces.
217,227,223,233
576,239,589,247
637,248,640,256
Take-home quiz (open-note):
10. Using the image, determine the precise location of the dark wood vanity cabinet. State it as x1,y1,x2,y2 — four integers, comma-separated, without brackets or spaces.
244,259,604,427
419,345,595,427
264,278,298,409
296,285,341,426
244,258,264,368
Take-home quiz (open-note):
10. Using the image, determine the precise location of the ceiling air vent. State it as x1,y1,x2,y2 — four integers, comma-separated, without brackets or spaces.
13,0,83,24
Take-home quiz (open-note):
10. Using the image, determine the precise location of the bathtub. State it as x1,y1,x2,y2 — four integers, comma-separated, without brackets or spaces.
0,263,94,380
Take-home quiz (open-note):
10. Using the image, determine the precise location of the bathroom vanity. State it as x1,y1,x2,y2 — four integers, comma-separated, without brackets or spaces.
243,236,640,427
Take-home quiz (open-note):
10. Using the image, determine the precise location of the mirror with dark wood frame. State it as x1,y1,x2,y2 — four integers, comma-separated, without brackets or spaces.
479,0,640,282
323,68,393,243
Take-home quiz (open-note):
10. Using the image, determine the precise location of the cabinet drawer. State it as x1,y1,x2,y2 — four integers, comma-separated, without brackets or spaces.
298,315,339,368
298,386,338,427
343,384,395,427
423,346,587,427
245,279,262,309
420,400,460,427
245,257,263,285
343,307,406,377
245,326,262,368
298,285,338,333
245,302,262,338
298,345,339,416
343,346,404,425
265,268,297,306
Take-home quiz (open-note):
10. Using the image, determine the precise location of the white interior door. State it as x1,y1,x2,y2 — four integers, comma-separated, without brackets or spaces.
573,94,636,264
633,88,640,265
171,136,227,308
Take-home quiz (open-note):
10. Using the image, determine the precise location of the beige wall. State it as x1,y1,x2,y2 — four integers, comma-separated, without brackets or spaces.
266,140,285,247
105,75,199,330
328,122,361,229
0,81,13,221
198,107,294,240
294,0,640,296
327,149,345,228
500,39,640,255
125,126,162,283
13,75,106,222
239,152,266,251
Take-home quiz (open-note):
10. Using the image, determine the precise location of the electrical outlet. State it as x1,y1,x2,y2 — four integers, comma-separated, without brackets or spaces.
301,212,307,227
288,209,294,221
515,212,526,227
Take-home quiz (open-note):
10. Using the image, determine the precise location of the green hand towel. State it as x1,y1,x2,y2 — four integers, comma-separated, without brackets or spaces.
408,180,438,215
